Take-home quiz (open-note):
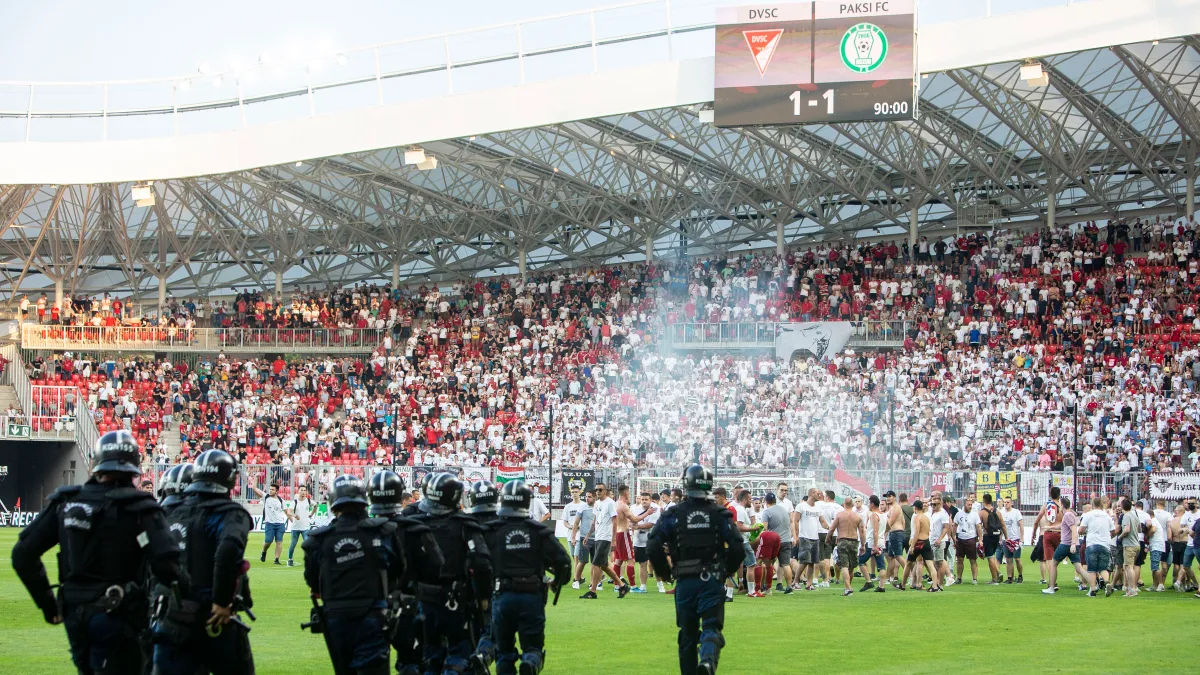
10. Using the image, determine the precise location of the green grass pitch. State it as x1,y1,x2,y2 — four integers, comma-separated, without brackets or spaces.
1,529,1195,674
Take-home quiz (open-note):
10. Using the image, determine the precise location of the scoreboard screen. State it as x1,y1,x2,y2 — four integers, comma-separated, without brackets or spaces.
714,1,916,126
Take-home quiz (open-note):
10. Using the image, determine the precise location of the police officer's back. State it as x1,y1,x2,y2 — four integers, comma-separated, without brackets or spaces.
152,449,255,675
411,472,492,675
463,480,501,674
366,470,445,675
487,481,570,675
304,474,407,675
12,430,182,675
648,465,743,675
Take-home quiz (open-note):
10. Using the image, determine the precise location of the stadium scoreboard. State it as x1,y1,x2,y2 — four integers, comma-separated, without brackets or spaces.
714,1,917,126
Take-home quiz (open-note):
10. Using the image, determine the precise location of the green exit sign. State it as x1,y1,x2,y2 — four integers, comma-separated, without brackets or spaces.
6,422,31,438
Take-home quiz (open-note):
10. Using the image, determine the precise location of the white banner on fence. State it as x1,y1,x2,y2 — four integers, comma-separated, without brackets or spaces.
775,322,853,360
1149,472,1200,499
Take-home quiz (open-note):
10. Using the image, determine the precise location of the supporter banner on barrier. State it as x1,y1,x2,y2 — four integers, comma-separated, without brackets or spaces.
974,471,1018,502
1149,472,1200,499
833,469,873,498
412,466,438,491
775,322,853,360
460,466,493,484
527,467,551,502
1051,473,1074,504
0,511,38,527
554,469,595,504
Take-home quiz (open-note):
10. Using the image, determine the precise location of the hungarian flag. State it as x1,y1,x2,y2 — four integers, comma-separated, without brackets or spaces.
495,466,525,485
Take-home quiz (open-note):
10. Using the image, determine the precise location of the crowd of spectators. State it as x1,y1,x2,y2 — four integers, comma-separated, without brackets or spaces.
17,211,1200,475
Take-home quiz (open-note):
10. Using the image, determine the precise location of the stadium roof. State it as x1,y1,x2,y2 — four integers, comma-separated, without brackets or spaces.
1,3,1199,299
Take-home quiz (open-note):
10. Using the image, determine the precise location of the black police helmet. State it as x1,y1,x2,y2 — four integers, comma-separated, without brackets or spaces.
367,470,406,516
497,480,533,518
681,464,715,499
464,480,499,514
330,474,369,510
185,449,238,495
420,472,464,515
159,463,194,500
92,429,142,475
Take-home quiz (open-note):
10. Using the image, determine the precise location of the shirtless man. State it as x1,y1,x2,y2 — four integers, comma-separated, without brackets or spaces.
826,498,866,596
612,484,638,589
901,500,940,592
1030,485,1062,585
884,491,907,588
1169,504,1192,590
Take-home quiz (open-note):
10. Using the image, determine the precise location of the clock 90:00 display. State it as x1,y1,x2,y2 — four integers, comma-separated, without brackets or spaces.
874,101,909,115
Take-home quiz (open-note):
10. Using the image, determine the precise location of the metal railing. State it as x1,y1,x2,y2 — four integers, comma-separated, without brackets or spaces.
666,320,909,349
20,323,387,353
0,0,1095,142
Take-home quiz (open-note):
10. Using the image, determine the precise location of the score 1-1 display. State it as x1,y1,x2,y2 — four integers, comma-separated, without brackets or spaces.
714,1,916,127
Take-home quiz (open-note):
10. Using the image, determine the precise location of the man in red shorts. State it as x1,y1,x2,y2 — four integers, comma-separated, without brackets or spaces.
750,530,781,597
1031,486,1062,585
613,484,637,590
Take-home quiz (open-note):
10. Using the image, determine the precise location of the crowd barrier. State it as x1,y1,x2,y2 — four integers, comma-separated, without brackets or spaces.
666,320,908,349
21,323,387,354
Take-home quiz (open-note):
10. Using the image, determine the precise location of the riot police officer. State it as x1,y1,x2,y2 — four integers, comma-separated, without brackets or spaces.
158,464,194,512
486,481,570,675
152,449,256,675
464,480,501,675
304,474,408,675
648,465,743,675
11,429,183,675
411,472,492,675
367,470,445,675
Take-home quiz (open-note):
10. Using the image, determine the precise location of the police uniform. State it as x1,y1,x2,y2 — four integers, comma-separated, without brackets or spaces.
487,481,570,675
464,480,502,675
648,466,743,675
143,463,193,674
152,449,256,675
367,470,446,675
11,430,183,675
411,473,493,675
305,475,408,675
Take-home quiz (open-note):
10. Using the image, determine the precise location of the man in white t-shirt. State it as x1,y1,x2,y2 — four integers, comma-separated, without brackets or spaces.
1149,499,1171,592
818,490,840,586
998,497,1025,583
631,491,662,593
1079,496,1115,595
581,483,629,599
252,480,288,565
285,485,318,567
953,497,983,584
559,487,586,571
529,493,550,523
